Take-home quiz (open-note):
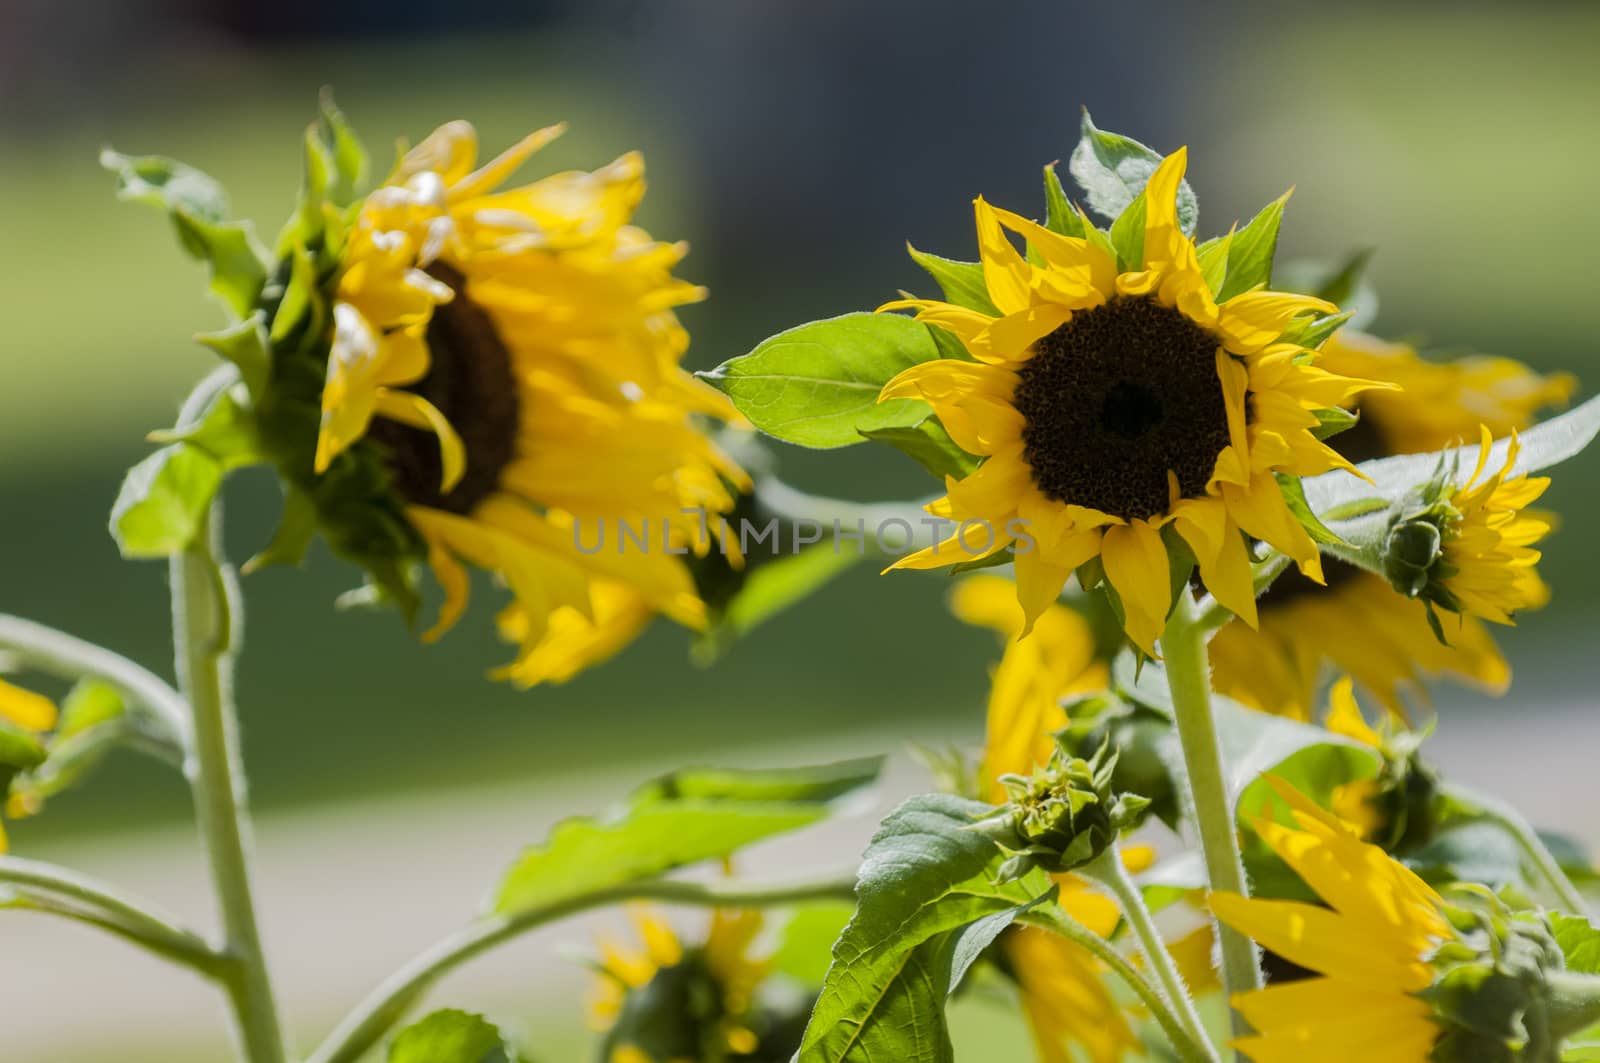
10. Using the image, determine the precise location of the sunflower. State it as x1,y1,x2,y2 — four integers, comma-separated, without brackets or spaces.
310,120,749,686
1211,332,1572,718
1209,777,1451,1062
879,149,1378,652
1429,427,1552,625
0,677,55,852
589,905,768,1063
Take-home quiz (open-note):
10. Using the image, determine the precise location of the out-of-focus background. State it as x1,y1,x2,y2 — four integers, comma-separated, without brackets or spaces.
2,1,1597,1059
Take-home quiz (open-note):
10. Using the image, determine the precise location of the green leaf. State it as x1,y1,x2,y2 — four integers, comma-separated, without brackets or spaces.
1109,192,1148,272
56,680,125,742
1277,473,1347,547
1216,191,1290,302
196,313,272,398
861,416,979,481
1042,164,1086,238
1278,250,1379,330
1196,231,1233,297
799,794,1053,1061
388,1010,510,1063
1069,112,1197,236
1554,915,1600,974
101,149,268,318
699,313,947,449
10,680,128,807
770,902,857,987
492,759,879,916
0,722,48,772
1311,407,1360,441
907,247,1000,316
149,384,263,472
109,444,223,559
245,486,320,572
1303,393,1600,524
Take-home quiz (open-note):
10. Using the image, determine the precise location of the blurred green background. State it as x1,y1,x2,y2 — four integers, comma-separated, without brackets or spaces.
2,2,1598,1060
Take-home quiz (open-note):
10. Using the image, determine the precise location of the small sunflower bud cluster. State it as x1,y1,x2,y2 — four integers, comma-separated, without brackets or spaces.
982,743,1150,882
1347,726,1442,855
1427,888,1600,1063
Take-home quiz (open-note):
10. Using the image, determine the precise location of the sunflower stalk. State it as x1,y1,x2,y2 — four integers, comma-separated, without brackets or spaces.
307,872,858,1063
1080,844,1217,1060
1162,584,1263,1029
1020,903,1217,1063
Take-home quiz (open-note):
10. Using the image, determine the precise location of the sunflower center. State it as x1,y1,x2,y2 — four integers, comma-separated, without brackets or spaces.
368,263,521,515
1012,295,1230,520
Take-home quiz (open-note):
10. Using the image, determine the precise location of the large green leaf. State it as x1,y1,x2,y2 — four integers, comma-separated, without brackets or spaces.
101,150,268,319
1303,393,1600,524
1068,112,1197,236
388,1010,511,1063
771,902,857,988
799,794,1053,1062
492,759,880,916
1553,915,1600,974
700,314,947,448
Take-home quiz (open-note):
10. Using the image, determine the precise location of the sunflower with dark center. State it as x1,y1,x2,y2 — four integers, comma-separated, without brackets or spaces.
1209,329,1574,721
315,120,749,686
878,149,1381,651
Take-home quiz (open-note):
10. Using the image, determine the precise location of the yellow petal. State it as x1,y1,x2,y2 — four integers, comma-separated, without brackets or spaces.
0,678,56,733
1101,520,1171,654
373,388,468,493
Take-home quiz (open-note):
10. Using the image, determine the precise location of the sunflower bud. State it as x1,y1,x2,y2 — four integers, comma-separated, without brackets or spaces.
1382,515,1446,598
983,743,1149,881
1427,888,1600,1063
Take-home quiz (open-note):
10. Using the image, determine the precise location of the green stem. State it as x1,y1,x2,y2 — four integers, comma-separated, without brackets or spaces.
1442,784,1588,914
0,854,225,976
1164,584,1262,1031
0,613,189,760
1020,904,1214,1063
307,873,857,1063
173,516,287,1063
1546,970,1600,1041
753,480,941,557
1082,846,1217,1060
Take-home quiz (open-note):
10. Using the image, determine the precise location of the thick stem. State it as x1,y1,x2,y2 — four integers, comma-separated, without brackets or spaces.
0,854,225,976
1443,784,1588,915
173,519,287,1063
1163,585,1262,1030
1083,846,1216,1060
1020,904,1215,1063
307,873,857,1063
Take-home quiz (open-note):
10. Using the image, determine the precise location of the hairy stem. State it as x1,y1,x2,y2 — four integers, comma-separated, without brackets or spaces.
1020,904,1215,1063
1082,846,1216,1060
173,516,287,1063
0,854,225,976
1163,585,1262,1031
307,873,858,1063
0,613,188,760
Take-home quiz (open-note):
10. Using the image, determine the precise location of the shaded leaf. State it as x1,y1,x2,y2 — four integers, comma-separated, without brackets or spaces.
861,417,979,481
1069,112,1197,235
493,760,879,915
907,247,999,316
1042,163,1086,238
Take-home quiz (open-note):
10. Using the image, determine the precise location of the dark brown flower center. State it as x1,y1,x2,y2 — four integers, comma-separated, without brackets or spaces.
368,263,521,514
1012,295,1230,520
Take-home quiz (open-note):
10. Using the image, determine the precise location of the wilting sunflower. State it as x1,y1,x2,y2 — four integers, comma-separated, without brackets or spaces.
589,905,769,1063
304,119,749,686
1211,332,1572,718
879,149,1378,651
1209,777,1451,1062
0,677,55,852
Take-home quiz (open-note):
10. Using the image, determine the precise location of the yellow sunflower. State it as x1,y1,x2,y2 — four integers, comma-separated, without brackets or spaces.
1432,427,1552,625
0,677,56,852
880,149,1378,652
1211,332,1571,719
1209,777,1451,1063
312,120,749,686
589,905,767,1063
953,575,1153,1063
